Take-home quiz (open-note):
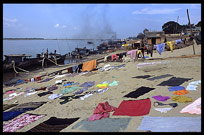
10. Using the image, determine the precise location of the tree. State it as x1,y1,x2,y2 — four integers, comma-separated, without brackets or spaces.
137,32,145,39
162,21,183,34
195,21,201,27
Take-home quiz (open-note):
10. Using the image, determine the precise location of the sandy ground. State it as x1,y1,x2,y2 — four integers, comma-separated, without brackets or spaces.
3,43,201,132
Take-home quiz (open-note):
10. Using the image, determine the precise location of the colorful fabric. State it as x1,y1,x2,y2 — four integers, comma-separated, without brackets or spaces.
166,41,175,52
126,49,137,59
156,43,165,55
180,97,201,114
5,90,15,94
168,86,185,91
113,98,151,116
82,60,97,72
96,83,109,87
171,96,192,103
124,86,155,99
137,116,201,132
27,117,79,132
88,101,117,121
152,95,170,102
108,81,118,86
60,86,79,94
111,54,118,61
3,113,45,132
173,89,189,95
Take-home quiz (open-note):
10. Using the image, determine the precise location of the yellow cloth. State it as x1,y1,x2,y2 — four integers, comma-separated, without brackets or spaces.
96,83,109,87
171,96,192,103
122,44,129,47
166,41,175,52
137,50,142,55
82,60,97,72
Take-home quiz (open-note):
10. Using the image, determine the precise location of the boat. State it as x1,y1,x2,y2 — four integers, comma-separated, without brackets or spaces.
3,53,66,73
71,47,90,58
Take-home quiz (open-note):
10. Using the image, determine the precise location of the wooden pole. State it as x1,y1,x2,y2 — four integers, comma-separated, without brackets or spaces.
187,9,195,55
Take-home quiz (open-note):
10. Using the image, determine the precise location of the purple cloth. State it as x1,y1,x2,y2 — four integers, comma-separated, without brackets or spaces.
126,49,138,59
38,78,53,83
152,95,170,102
79,81,95,88
74,88,88,94
48,85,58,91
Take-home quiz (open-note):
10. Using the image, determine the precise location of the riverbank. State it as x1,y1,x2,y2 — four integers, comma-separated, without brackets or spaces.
3,43,201,132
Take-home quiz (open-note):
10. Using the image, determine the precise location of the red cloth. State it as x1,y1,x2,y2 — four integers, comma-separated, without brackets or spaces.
88,101,117,121
113,98,151,116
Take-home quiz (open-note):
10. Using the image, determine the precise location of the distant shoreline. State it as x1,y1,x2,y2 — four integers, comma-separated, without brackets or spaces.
3,38,113,40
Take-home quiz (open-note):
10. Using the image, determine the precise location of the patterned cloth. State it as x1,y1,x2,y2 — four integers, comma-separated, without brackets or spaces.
3,113,45,132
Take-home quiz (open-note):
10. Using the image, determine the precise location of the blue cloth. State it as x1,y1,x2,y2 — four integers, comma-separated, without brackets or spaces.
137,116,201,132
17,80,24,84
63,83,72,87
3,111,25,121
74,88,88,94
175,39,182,45
79,81,95,88
144,56,149,58
72,65,78,73
168,86,185,91
156,43,165,55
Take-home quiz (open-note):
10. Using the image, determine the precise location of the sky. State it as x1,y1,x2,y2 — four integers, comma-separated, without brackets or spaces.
3,3,201,39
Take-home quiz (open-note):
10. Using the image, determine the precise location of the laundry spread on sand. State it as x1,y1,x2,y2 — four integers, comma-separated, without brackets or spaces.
147,74,173,81
80,93,93,100
24,91,38,97
137,61,169,68
168,86,185,91
113,98,151,116
10,102,47,112
137,116,201,132
72,118,131,132
158,77,192,86
60,86,79,94
108,81,118,86
3,110,25,121
79,81,95,88
3,113,45,132
154,107,173,113
124,86,155,99
74,88,88,95
180,97,201,115
186,80,201,90
48,93,63,99
173,89,189,95
38,91,53,97
27,117,79,132
171,96,192,103
82,60,97,72
38,78,53,83
48,85,58,91
96,88,109,94
3,92,25,101
132,75,151,79
152,95,170,102
88,101,117,121
153,101,178,108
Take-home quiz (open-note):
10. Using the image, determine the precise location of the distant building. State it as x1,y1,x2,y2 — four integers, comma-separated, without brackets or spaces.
144,31,165,45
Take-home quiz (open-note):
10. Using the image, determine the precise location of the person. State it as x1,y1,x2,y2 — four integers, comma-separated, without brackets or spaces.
138,39,145,59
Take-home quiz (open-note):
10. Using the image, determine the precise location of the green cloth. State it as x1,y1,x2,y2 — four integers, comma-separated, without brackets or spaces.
108,81,118,86
171,96,192,103
60,86,79,94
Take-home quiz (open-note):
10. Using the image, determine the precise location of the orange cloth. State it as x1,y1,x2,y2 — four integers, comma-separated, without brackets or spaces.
98,86,108,89
82,60,97,72
173,89,189,95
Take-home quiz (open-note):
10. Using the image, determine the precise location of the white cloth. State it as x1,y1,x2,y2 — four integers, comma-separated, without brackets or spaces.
96,88,109,94
55,80,62,84
48,93,63,99
54,74,67,79
186,80,201,90
154,107,173,113
80,93,93,100
24,91,38,97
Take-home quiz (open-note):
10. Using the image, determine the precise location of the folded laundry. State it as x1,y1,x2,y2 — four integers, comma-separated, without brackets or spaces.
173,89,189,95
168,86,185,91
152,95,171,102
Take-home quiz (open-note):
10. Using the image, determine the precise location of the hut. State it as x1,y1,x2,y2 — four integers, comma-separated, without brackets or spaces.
145,31,165,45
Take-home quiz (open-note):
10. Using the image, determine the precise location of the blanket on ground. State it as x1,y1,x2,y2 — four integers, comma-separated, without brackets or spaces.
27,117,79,132
158,77,192,86
180,97,201,114
82,60,97,72
137,116,201,132
124,86,155,99
3,113,45,132
60,86,79,94
88,101,117,121
113,98,151,116
72,118,131,132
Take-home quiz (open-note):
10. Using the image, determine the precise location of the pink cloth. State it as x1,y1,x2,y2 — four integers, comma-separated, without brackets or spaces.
111,54,118,61
3,113,45,132
88,101,117,121
5,90,15,94
180,97,201,114
126,49,138,59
